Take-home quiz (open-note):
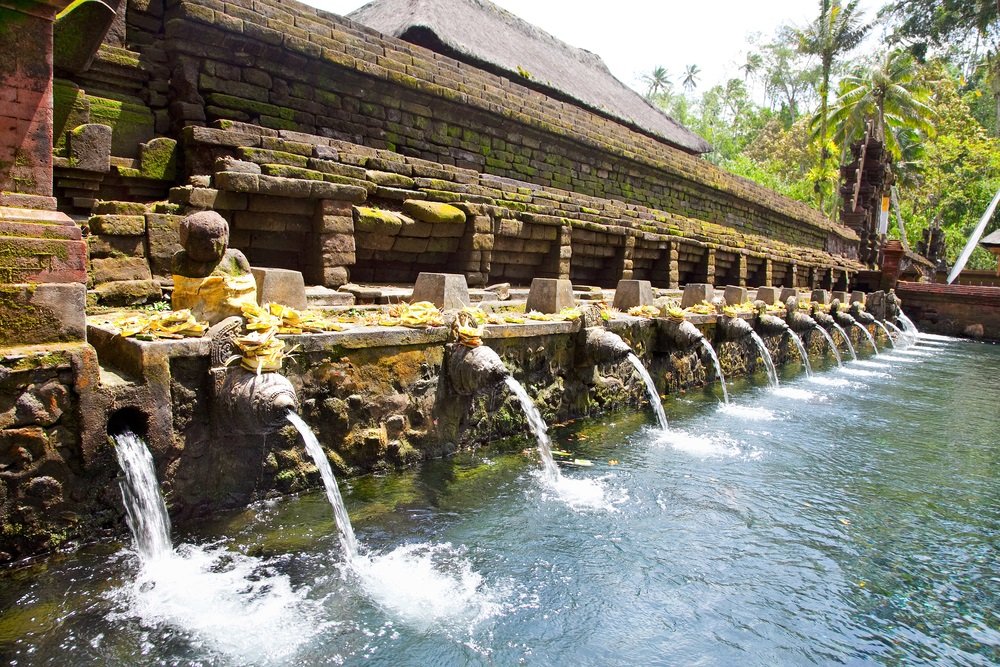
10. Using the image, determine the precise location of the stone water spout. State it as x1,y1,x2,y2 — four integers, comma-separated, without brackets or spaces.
829,299,858,329
448,344,510,396
216,370,298,433
209,317,298,434
810,303,837,330
753,300,791,337
784,296,817,333
660,318,706,350
577,327,633,366
848,301,877,326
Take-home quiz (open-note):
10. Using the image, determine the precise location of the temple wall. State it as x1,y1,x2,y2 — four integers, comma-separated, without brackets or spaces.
50,0,859,294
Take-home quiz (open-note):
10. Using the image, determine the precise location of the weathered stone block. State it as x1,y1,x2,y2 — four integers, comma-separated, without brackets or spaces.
68,124,112,173
612,279,653,310
410,272,470,310
681,283,714,308
89,214,145,236
90,256,152,284
780,288,798,303
353,207,403,235
756,287,781,305
850,291,866,305
252,267,307,309
526,277,574,313
138,137,178,180
402,200,466,225
0,283,87,346
323,266,349,287
832,291,850,304
724,285,747,305
93,279,160,306
811,289,830,305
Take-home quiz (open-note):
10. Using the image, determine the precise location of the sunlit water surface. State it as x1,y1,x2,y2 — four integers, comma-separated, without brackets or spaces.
2,336,998,666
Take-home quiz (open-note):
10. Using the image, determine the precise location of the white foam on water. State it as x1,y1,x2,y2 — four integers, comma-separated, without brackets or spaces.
837,367,890,379
718,404,778,421
771,387,822,401
807,376,852,388
851,360,891,369
111,544,320,664
350,542,501,632
892,348,935,357
879,353,923,364
917,332,961,342
536,470,618,511
658,428,759,459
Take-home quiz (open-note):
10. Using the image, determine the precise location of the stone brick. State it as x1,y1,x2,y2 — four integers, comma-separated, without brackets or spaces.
251,266,307,309
88,214,145,236
90,256,152,284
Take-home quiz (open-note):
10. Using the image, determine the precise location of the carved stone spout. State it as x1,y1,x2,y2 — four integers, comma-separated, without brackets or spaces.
716,314,754,342
830,299,858,328
785,296,818,333
577,327,633,366
848,300,877,325
660,319,705,351
753,300,790,337
216,368,298,433
448,344,510,396
810,304,837,330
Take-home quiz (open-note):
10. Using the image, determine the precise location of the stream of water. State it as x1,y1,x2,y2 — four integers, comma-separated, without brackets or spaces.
813,325,843,366
2,334,997,666
698,340,730,405
787,329,813,377
854,320,880,355
832,321,858,360
747,330,780,388
626,353,669,429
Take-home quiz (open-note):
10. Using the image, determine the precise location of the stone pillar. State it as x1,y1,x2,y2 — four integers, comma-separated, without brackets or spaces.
0,0,88,346
621,234,635,281
556,224,571,280
762,258,773,288
704,247,716,285
313,199,358,287
736,252,748,287
880,240,905,290
667,242,679,289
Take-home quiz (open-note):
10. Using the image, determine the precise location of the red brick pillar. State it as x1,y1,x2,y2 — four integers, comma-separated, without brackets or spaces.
881,240,905,290
0,0,89,346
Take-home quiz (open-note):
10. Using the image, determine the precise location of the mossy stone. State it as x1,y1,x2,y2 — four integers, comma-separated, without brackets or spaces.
353,207,403,234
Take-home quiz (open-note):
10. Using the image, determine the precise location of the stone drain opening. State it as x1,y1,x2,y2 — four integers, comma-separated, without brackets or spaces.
106,406,149,438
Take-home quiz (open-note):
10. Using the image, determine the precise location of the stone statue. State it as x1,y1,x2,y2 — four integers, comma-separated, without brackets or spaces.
171,210,257,324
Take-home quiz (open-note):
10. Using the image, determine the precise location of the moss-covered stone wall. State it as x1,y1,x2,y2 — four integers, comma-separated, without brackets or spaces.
81,0,858,266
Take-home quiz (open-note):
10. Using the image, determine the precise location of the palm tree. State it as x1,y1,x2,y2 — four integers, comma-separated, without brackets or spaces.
682,64,701,92
740,52,763,82
798,0,870,211
826,50,936,161
642,66,672,101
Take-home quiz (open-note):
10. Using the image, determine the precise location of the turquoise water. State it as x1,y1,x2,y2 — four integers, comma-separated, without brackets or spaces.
1,334,998,665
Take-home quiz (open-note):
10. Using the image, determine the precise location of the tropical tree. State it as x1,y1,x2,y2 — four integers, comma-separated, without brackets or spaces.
740,52,763,82
642,66,672,101
798,0,870,211
682,64,701,92
825,49,937,161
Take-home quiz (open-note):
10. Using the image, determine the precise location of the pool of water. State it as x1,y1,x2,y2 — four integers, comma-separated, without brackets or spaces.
2,334,998,665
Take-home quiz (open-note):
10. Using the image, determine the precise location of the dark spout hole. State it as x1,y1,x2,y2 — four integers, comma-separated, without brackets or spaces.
107,407,149,438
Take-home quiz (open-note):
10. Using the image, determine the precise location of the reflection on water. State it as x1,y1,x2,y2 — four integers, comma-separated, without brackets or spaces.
2,339,998,666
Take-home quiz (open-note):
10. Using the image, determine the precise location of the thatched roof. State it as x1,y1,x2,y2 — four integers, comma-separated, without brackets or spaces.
980,229,1000,248
347,0,712,155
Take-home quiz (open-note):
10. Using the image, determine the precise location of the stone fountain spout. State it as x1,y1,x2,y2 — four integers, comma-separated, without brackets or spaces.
217,369,299,433
784,296,818,333
660,318,705,350
848,301,877,326
716,314,754,342
830,299,858,329
448,344,510,396
810,303,837,330
577,327,633,366
753,300,790,337
208,316,299,434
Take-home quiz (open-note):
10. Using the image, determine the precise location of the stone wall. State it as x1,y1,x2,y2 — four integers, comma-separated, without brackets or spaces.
51,0,860,291
896,282,1000,341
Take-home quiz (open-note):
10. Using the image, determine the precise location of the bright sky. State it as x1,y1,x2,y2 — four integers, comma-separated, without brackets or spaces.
303,0,886,96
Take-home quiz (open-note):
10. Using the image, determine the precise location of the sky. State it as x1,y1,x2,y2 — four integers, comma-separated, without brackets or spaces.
302,0,886,98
